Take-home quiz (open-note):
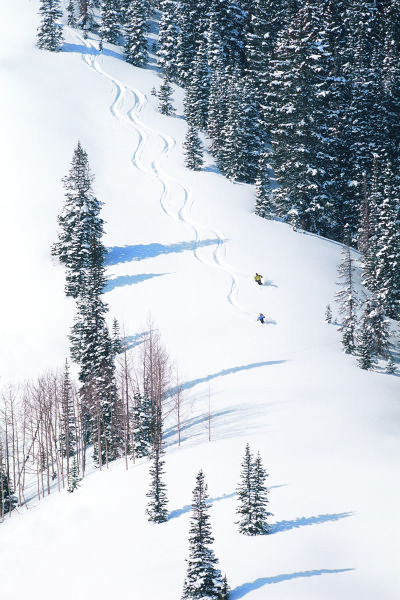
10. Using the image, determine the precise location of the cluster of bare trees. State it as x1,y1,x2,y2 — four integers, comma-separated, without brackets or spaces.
0,323,182,521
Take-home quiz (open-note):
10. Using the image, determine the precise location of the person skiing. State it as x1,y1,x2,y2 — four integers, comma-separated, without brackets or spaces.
254,273,263,285
257,313,266,324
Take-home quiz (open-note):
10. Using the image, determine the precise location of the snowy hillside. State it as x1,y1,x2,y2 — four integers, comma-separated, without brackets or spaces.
1,2,399,599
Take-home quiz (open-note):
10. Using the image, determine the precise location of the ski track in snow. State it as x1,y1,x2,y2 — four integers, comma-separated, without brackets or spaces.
73,31,252,318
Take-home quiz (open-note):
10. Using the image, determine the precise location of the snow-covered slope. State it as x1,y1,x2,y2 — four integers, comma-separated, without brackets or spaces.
0,2,399,599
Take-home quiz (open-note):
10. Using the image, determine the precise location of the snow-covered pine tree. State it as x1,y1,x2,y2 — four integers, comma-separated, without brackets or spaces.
36,0,64,52
78,0,96,32
335,230,359,354
235,443,254,534
67,0,77,27
368,294,391,359
251,451,272,535
67,455,81,492
59,359,77,460
99,0,121,45
184,124,204,171
183,37,211,131
182,470,226,600
324,304,332,324
374,164,400,320
268,1,338,235
358,167,381,294
124,0,149,67
52,142,105,300
132,391,153,458
357,301,377,371
254,151,273,219
0,469,17,517
174,0,211,87
158,76,175,116
146,444,168,523
157,0,180,81
111,317,123,355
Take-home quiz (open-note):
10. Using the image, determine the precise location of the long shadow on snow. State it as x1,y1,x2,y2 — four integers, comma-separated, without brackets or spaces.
271,511,353,534
169,492,236,520
106,239,224,266
176,361,286,394
105,272,167,292
231,568,355,599
62,42,123,62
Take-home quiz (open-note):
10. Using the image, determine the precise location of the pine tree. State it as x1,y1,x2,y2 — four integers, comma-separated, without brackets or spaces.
335,232,359,354
0,469,17,516
357,301,377,370
184,37,211,131
158,76,175,116
99,0,121,45
182,470,226,600
254,151,274,219
52,142,105,300
146,445,168,523
157,0,180,81
67,455,81,492
59,359,77,459
252,451,272,535
325,304,332,324
184,124,204,171
386,355,397,375
235,443,254,535
236,443,271,535
67,0,77,27
132,391,153,458
37,0,64,52
374,164,400,320
78,0,96,32
124,0,149,67
111,318,123,355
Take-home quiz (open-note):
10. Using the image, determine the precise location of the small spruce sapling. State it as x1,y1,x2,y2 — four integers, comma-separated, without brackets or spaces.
145,445,168,523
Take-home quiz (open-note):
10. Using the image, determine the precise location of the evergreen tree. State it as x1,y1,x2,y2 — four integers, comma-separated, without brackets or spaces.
36,0,64,52
99,0,121,45
158,76,175,116
235,443,254,535
335,232,359,354
386,355,397,375
124,0,149,67
67,455,81,492
132,391,153,458
175,0,212,87
219,74,261,184
0,470,17,516
236,443,271,535
78,0,96,32
59,359,77,459
251,451,272,535
111,317,123,355
254,151,274,219
67,0,77,27
184,37,211,131
369,294,391,359
375,164,400,320
266,1,335,235
157,0,180,81
357,301,377,370
183,124,204,171
182,470,226,600
146,445,168,523
324,304,332,324
52,142,105,300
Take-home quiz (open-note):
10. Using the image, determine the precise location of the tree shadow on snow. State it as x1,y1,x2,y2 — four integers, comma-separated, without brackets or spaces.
270,511,353,534
106,239,224,266
105,272,167,292
231,568,355,599
177,361,286,393
169,492,236,520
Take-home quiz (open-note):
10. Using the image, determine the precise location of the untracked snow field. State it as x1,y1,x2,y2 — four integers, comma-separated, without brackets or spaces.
0,2,399,599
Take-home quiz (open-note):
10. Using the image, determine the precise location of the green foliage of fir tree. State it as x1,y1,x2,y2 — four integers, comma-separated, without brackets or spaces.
182,470,227,600
335,232,359,354
99,0,121,45
124,0,149,67
158,76,175,116
37,0,64,52
184,124,204,171
146,445,168,523
0,470,18,516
